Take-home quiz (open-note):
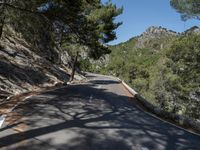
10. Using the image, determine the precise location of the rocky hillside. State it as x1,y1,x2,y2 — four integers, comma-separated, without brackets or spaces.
114,25,200,51
89,26,200,121
135,26,178,48
88,26,179,71
0,28,82,102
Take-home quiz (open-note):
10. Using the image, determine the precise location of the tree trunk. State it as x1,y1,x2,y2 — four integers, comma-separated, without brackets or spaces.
0,1,6,39
70,52,79,82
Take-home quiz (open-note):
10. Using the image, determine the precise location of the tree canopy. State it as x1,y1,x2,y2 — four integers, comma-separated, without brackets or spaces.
170,0,200,20
0,0,122,80
0,0,122,59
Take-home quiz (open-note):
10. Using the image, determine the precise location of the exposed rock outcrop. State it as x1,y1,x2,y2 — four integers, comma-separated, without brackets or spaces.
184,26,200,35
135,26,178,48
0,29,77,102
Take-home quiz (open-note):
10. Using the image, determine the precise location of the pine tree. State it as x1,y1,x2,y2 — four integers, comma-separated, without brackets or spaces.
0,0,122,81
170,0,200,20
54,0,123,81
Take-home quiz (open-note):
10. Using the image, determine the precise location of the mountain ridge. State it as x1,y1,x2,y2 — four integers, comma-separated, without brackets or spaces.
113,26,200,48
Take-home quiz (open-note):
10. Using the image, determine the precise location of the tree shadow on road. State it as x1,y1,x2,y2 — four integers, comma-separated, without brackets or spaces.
0,80,200,150
89,80,121,85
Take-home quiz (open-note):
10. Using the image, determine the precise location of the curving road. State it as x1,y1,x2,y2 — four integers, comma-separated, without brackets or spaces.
0,73,199,150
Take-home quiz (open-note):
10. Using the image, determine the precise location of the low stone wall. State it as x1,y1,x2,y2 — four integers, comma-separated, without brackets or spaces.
135,94,200,132
120,79,200,133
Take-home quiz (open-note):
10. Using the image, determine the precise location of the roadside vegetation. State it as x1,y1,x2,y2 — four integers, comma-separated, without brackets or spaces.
96,34,200,120
84,0,200,121
0,0,199,121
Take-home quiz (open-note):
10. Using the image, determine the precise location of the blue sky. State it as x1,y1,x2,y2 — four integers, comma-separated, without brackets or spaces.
102,0,200,45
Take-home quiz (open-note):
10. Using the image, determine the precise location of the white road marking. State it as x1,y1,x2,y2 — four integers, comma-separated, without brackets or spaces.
0,115,6,128
97,85,102,89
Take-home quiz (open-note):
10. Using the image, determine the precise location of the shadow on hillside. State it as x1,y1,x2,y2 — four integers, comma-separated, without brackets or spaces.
0,79,199,150
0,60,49,85
0,59,70,87
46,65,70,82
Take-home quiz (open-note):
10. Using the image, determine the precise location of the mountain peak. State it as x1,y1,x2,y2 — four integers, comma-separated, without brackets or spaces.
184,26,200,34
143,26,177,37
135,26,177,49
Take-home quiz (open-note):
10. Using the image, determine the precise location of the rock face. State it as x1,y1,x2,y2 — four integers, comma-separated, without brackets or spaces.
184,26,200,35
143,26,177,37
0,29,74,102
135,26,178,48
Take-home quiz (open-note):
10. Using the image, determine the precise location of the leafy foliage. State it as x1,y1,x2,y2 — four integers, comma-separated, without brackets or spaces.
165,34,200,118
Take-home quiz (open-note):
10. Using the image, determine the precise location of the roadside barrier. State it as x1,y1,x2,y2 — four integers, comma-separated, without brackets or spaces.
116,77,200,134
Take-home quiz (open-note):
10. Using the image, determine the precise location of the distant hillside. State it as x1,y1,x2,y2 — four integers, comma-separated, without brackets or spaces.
112,26,200,49
88,26,200,121
135,26,177,49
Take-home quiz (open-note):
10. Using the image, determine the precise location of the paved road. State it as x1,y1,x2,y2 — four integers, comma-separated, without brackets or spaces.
0,73,199,150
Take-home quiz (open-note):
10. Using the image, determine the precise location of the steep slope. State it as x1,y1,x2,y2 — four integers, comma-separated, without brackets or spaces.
0,28,81,102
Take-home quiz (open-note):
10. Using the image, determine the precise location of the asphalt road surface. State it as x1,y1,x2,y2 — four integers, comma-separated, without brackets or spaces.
0,73,199,150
